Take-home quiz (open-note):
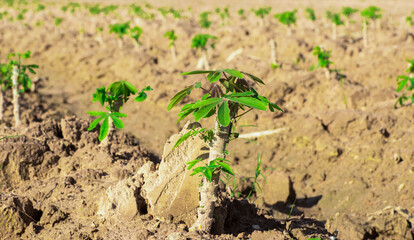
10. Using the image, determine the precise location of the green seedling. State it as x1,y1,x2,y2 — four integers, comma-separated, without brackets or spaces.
61,2,80,14
199,11,211,28
17,8,27,21
109,22,143,48
395,60,414,108
312,46,333,79
215,7,230,26
342,7,358,27
237,9,245,19
1,51,38,127
328,13,343,40
252,7,271,27
54,17,63,27
129,4,154,20
305,8,316,22
243,154,266,201
361,6,382,47
158,7,181,19
36,4,45,11
88,81,152,143
274,10,297,36
191,34,217,70
406,11,414,26
164,30,177,61
89,4,118,15
168,69,282,232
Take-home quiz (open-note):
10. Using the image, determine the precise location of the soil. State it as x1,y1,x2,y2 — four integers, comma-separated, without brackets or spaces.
1,0,414,239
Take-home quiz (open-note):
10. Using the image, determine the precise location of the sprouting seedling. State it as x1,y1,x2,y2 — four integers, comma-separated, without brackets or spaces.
341,7,358,27
164,30,177,61
89,4,118,15
328,13,343,40
406,11,414,27
17,8,27,21
36,4,45,11
130,26,143,45
129,4,154,20
361,6,382,47
167,69,282,232
3,51,38,127
252,7,271,27
199,11,211,28
54,17,64,27
215,7,230,26
243,154,267,201
88,81,152,144
237,9,245,19
109,22,143,48
191,34,217,70
274,10,297,36
305,8,316,22
312,46,333,79
61,2,80,14
395,59,414,108
158,7,181,19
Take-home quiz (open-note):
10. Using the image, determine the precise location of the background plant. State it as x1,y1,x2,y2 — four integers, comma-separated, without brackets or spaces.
109,22,143,48
199,11,211,28
274,10,297,36
191,34,217,70
361,6,382,47
252,7,272,27
328,12,343,40
129,4,154,20
341,7,358,27
88,81,152,143
167,69,282,232
305,8,316,22
312,46,332,79
215,7,230,26
395,60,414,107
164,30,177,61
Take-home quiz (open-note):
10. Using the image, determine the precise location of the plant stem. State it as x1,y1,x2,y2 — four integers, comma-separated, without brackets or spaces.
193,119,232,232
269,39,279,67
171,45,177,62
0,89,3,121
202,49,210,70
332,23,338,40
11,65,21,128
363,19,368,47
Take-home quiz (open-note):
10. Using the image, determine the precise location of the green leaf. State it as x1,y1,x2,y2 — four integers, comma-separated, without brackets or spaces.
186,158,202,170
241,71,265,84
222,69,243,78
167,85,194,110
177,108,196,122
204,168,212,181
99,117,110,141
192,97,222,108
123,80,139,93
225,91,255,98
142,86,153,91
135,92,147,102
110,114,124,129
218,101,231,127
112,112,127,117
194,103,219,121
397,76,409,92
181,70,214,75
191,166,205,176
207,71,221,83
88,116,105,131
88,111,108,116
216,160,234,175
226,96,267,110
195,82,201,89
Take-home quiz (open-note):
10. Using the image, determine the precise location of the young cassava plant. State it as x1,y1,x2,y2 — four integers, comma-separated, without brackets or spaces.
164,30,178,61
199,11,212,28
167,69,282,232
191,34,217,70
342,7,358,28
274,10,297,36
88,81,152,145
361,6,382,47
109,22,143,49
253,7,271,27
327,12,343,40
3,51,38,127
312,46,333,79
395,59,414,108
305,8,316,22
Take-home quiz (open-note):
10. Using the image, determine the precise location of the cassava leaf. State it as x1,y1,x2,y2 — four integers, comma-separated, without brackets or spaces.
226,96,267,110
218,101,230,127
99,117,110,141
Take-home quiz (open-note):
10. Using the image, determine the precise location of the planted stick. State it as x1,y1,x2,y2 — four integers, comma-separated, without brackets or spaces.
363,20,368,47
238,127,288,139
11,65,20,127
0,89,3,120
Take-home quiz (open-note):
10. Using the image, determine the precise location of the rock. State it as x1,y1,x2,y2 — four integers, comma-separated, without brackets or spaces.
0,194,42,239
139,121,207,226
39,204,68,227
261,171,292,205
97,173,146,221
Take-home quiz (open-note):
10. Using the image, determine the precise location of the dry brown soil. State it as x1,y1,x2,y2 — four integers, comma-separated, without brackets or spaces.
1,0,414,239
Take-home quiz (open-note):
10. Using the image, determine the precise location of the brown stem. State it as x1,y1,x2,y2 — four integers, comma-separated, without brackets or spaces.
12,65,21,128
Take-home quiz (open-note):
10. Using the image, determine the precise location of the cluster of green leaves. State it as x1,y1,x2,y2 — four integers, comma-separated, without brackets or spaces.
342,7,358,19
191,34,217,51
164,30,177,47
88,81,152,141
237,9,244,17
274,10,297,26
89,4,117,15
361,6,382,21
305,8,316,21
328,12,343,26
312,46,332,70
129,4,154,20
16,8,27,20
199,11,211,28
61,2,81,14
407,11,414,26
158,7,181,19
187,158,233,182
36,4,45,11
0,51,38,92
395,60,414,107
168,69,282,182
215,7,230,25
0,10,8,20
109,22,143,45
252,7,272,19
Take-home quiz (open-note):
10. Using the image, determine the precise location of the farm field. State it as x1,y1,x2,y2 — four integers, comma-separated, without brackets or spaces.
1,0,414,239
